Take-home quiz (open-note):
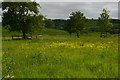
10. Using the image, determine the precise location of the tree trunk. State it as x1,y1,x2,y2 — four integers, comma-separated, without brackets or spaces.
23,32,27,39
100,32,105,37
69,33,72,37
76,32,80,38
100,33,103,37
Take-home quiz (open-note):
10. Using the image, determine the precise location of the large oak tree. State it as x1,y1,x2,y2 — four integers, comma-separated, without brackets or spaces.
2,2,44,39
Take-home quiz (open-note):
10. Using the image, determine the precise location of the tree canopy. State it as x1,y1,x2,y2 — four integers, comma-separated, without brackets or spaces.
98,8,113,37
44,19,55,29
2,2,44,39
65,11,87,38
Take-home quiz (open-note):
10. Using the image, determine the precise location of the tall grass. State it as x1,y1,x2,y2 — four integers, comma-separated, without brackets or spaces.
2,36,118,78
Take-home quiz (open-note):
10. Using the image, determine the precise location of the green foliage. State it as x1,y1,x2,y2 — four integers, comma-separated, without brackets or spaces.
86,19,99,32
52,19,67,30
98,9,113,37
44,19,55,29
0,2,1,8
2,2,44,39
65,11,87,38
38,28,69,36
110,23,120,34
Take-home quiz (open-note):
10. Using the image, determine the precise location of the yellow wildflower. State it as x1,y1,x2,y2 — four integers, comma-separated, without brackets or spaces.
84,43,94,48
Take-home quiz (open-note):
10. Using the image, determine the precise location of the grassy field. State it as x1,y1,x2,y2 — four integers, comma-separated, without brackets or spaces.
2,28,69,36
2,27,102,37
2,35,118,78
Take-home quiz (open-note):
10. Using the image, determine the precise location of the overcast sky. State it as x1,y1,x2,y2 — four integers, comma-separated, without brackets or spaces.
0,1,119,22
39,2,118,19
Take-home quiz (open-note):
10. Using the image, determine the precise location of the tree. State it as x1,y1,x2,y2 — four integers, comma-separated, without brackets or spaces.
98,8,113,37
53,19,67,30
65,11,87,38
64,19,75,36
44,19,55,29
2,2,44,39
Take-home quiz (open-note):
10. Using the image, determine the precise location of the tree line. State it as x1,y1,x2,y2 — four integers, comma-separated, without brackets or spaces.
2,2,119,39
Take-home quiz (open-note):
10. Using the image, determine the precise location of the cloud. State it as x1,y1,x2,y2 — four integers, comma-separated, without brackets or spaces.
0,2,118,22
36,0,119,2
39,2,118,19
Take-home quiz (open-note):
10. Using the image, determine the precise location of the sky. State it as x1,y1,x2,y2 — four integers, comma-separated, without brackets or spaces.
39,2,118,19
0,1,119,22
0,0,119,2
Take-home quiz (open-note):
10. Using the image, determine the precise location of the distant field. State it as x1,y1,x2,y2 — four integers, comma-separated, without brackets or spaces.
2,28,69,36
2,27,102,37
2,36,118,78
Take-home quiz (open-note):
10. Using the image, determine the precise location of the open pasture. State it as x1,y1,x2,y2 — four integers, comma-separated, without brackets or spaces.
2,36,118,78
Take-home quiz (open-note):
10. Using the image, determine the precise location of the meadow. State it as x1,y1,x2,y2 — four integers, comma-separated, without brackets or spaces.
1,2,119,79
2,28,118,78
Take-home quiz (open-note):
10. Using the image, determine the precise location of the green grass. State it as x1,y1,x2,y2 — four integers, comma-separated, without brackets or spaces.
2,27,102,37
2,28,20,36
2,36,118,78
2,27,118,78
2,28,69,36
37,28,69,36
